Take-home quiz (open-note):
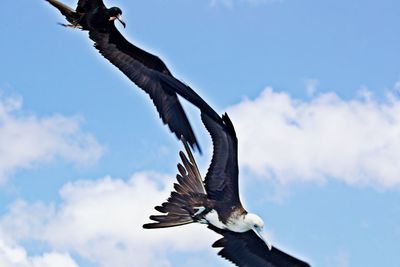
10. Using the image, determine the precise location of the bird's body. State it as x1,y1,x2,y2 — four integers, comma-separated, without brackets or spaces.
204,207,262,235
143,113,265,235
221,209,250,232
144,113,310,267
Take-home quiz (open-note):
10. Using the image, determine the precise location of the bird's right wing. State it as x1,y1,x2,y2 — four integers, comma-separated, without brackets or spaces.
202,112,242,207
209,225,311,267
88,24,222,153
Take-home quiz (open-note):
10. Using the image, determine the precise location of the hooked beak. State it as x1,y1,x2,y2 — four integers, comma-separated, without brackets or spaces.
253,227,272,251
109,15,126,28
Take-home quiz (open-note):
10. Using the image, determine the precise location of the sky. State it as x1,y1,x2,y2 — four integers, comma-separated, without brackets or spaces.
1,0,400,266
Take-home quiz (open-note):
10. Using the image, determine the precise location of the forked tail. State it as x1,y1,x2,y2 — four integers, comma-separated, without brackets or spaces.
143,138,209,229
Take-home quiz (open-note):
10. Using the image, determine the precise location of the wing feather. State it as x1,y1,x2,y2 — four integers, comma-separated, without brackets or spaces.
209,225,311,267
88,27,202,152
202,112,241,207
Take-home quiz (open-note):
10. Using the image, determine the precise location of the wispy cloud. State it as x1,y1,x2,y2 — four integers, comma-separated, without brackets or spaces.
0,94,103,183
394,80,400,93
228,87,400,189
0,173,219,267
304,79,319,97
209,0,282,8
333,249,350,267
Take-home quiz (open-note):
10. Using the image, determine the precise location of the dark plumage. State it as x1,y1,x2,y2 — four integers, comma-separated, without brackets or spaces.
46,0,221,153
144,111,310,267
210,225,310,267
46,1,310,265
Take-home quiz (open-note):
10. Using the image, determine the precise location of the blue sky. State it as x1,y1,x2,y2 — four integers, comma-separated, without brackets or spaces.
1,0,400,266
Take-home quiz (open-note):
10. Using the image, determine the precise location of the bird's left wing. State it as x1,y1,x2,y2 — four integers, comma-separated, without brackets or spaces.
88,25,204,152
209,225,311,267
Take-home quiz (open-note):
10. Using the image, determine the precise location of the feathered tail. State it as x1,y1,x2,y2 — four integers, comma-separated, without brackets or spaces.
143,138,209,229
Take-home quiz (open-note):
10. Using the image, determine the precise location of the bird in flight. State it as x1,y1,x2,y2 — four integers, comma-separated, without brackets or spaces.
46,0,219,153
45,1,311,265
144,110,311,267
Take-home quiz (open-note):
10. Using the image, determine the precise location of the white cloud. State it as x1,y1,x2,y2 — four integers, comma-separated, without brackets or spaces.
0,239,77,267
0,173,220,267
0,94,103,183
228,88,400,189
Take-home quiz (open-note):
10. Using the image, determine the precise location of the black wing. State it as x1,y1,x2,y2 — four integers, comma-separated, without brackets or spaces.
201,112,241,208
209,225,311,267
76,0,105,13
88,24,222,153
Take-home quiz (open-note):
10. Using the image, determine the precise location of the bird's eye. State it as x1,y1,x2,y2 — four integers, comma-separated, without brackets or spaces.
254,224,258,228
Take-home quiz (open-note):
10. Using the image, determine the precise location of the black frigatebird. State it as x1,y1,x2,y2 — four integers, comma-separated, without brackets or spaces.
144,111,311,267
46,0,219,153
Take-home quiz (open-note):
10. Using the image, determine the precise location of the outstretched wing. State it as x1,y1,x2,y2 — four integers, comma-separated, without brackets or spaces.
201,112,241,207
143,139,208,229
88,24,213,152
76,0,105,13
209,225,311,267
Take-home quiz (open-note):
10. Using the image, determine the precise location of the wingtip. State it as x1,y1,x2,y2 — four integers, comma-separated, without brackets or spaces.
180,135,202,155
180,135,188,148
180,136,195,159
142,223,158,229
195,143,203,155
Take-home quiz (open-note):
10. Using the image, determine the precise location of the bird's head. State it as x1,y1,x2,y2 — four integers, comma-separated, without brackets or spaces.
245,213,272,250
107,7,126,28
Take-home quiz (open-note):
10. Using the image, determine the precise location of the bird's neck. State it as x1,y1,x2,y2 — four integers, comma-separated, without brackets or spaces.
225,211,250,233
